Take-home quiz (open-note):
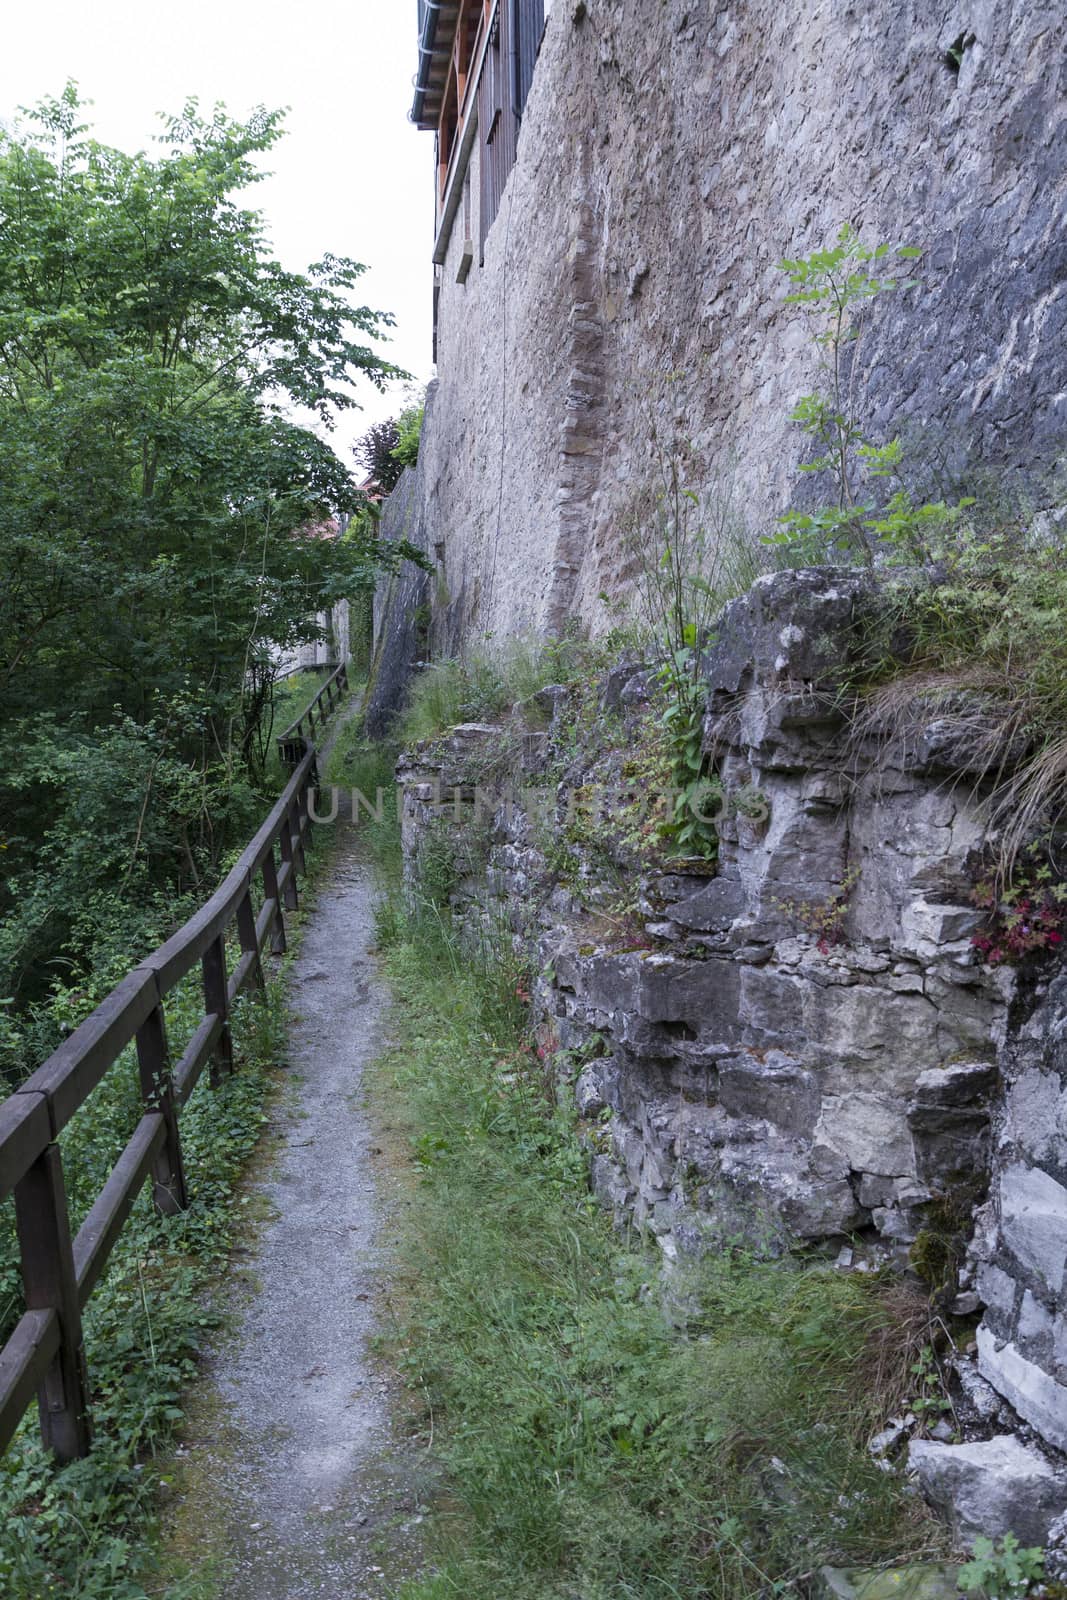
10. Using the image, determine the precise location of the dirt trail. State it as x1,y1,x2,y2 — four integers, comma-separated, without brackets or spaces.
166,816,428,1598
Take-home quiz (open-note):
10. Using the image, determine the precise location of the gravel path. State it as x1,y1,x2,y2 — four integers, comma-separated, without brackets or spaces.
167,819,428,1598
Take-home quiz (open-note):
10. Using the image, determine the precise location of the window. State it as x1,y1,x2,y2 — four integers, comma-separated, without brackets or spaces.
478,0,546,257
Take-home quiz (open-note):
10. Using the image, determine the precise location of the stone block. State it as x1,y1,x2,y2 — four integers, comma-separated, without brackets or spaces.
817,1566,963,1600
739,964,806,1040
857,1174,931,1209
998,1163,1067,1295
908,1434,1067,1547
816,1093,917,1178
664,876,746,932
805,983,942,1092
912,1062,997,1107
907,1101,991,1189
718,1051,821,1136
575,1057,617,1117
1004,1067,1067,1169
975,1261,1017,1317
900,900,980,955
977,1325,1067,1453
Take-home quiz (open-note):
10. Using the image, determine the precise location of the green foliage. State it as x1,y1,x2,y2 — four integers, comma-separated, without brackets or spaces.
392,395,425,474
624,434,764,858
0,87,414,1000
767,225,970,566
323,734,402,880
959,1534,1044,1600
398,631,597,745
908,1190,981,1304
855,521,1067,877
775,865,861,955
0,970,288,1599
354,391,425,491
365,831,940,1599
354,417,402,491
907,1344,954,1430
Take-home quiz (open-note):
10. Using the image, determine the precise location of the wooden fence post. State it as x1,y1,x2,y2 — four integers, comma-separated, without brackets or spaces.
290,798,307,879
135,1003,188,1215
236,890,265,995
262,847,287,954
278,816,299,911
13,1144,92,1462
202,936,234,1085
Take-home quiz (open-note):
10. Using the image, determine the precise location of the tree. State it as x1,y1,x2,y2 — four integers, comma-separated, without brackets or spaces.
0,87,418,1001
355,418,404,492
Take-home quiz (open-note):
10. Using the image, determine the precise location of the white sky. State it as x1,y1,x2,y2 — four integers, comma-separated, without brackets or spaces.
0,0,435,464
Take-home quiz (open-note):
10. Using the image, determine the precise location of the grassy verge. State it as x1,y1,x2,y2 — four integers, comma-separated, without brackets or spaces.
0,826,337,1600
359,782,942,1599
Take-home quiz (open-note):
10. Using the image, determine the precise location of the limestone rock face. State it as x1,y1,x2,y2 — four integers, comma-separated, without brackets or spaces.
908,1435,1067,1549
396,568,1067,1462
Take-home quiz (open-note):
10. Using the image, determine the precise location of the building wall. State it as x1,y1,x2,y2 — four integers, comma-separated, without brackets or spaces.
418,0,1066,648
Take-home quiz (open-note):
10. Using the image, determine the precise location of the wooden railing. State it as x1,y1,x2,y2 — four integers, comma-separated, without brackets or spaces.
276,661,349,768
0,726,330,1463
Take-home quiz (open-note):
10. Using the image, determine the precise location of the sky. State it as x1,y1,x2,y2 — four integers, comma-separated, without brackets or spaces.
0,0,435,463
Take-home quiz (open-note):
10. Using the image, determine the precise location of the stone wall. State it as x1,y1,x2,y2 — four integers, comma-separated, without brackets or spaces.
364,389,436,737
413,0,1066,649
971,975,1067,1451
395,568,1067,1467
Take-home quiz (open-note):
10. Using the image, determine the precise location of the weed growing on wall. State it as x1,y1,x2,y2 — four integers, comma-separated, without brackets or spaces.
970,842,1067,965
769,225,971,566
853,520,1067,879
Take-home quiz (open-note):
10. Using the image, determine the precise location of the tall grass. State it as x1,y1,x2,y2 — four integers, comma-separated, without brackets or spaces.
397,631,616,745
856,526,1067,878
366,848,941,1598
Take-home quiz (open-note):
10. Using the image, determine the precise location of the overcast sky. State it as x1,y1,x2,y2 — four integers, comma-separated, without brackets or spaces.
0,0,435,462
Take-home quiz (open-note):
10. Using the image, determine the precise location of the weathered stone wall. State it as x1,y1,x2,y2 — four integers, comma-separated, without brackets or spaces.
417,0,1066,649
364,388,436,737
395,569,1067,1466
971,975,1067,1451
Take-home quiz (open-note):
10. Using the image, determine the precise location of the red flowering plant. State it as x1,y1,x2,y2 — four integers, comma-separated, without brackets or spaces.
970,843,1067,966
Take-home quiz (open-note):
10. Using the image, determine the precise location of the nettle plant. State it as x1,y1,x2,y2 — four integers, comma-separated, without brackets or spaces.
959,1533,1044,1600
767,224,971,567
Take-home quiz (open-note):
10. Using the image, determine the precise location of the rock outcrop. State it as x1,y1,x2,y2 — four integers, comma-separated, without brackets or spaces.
395,569,1067,1474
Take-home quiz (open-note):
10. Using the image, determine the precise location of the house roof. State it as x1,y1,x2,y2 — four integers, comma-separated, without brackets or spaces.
411,0,463,129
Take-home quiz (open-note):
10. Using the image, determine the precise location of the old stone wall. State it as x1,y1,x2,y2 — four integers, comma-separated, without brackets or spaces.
971,975,1067,1451
414,0,1066,649
395,568,1067,1469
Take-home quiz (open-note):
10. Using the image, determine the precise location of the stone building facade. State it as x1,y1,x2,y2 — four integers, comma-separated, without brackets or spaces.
408,0,1066,648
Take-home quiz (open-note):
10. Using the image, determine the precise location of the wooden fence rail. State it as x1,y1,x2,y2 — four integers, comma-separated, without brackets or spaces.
0,704,336,1463
277,661,349,769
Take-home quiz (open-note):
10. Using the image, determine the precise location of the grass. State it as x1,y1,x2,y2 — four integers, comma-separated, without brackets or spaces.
362,821,943,1600
396,630,628,746
850,518,1067,880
